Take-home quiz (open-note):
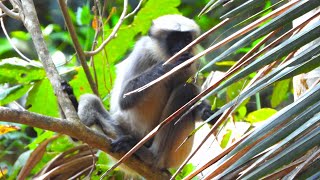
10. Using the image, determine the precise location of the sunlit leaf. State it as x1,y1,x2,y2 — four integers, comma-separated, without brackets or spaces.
271,79,291,108
76,5,92,25
0,84,33,106
246,108,277,123
0,58,44,84
220,129,232,148
26,79,59,117
0,125,20,135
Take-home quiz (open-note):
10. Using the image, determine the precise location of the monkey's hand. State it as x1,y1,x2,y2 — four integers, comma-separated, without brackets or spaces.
61,81,79,111
170,53,193,67
111,135,138,153
198,101,221,125
111,135,156,166
160,53,193,75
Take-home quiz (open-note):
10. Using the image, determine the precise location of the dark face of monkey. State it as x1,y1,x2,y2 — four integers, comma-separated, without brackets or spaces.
165,31,193,56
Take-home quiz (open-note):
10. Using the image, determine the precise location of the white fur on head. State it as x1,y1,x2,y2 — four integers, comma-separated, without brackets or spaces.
149,14,200,37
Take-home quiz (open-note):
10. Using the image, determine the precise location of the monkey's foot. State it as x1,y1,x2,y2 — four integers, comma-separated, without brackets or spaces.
61,80,78,110
111,135,138,153
61,80,73,95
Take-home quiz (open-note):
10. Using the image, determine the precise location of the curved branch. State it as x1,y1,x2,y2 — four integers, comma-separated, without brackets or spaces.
57,0,99,96
0,2,20,20
0,9,32,62
125,0,143,19
84,0,128,57
0,107,168,179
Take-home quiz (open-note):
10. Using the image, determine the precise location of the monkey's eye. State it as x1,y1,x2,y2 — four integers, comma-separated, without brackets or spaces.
185,34,192,43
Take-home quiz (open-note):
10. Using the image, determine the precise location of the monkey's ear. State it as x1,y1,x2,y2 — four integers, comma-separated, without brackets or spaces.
148,22,154,37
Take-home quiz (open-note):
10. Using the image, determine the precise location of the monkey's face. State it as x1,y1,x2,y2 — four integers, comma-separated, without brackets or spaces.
164,31,194,56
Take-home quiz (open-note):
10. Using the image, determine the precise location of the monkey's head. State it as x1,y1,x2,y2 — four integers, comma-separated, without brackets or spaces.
148,15,200,57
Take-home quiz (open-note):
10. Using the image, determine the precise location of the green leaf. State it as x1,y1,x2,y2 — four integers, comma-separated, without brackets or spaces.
48,136,74,152
69,67,93,97
227,79,248,100
271,79,290,108
133,0,181,34
220,129,232,148
27,131,55,150
26,79,59,117
246,108,277,123
102,27,136,63
0,84,32,106
169,163,196,180
0,38,13,54
0,58,45,84
97,151,113,167
215,61,236,66
76,5,92,25
11,31,31,41
236,105,247,120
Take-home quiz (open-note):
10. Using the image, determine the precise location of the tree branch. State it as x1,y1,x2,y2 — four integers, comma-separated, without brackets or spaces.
0,107,168,179
57,0,99,96
19,0,78,120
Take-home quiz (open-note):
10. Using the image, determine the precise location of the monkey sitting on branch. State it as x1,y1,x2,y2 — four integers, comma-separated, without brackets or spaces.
64,14,220,170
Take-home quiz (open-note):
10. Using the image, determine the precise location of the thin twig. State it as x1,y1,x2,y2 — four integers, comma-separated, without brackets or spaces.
57,0,99,96
0,9,33,62
84,0,128,57
90,3,101,87
124,0,143,19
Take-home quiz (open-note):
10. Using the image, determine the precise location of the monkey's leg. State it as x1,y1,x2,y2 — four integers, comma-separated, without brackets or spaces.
76,94,120,139
150,83,198,169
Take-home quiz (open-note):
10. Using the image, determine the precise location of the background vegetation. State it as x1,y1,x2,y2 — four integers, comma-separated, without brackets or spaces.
0,0,319,179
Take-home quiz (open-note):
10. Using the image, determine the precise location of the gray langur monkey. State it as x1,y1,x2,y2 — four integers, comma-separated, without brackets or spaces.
64,14,220,170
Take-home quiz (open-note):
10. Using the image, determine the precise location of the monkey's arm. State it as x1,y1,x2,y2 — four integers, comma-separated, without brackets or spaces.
119,54,191,110
119,64,168,109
